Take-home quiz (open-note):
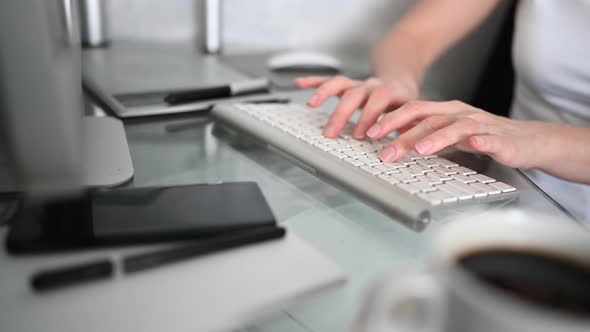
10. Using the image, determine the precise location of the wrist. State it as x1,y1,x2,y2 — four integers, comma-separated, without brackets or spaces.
527,122,564,170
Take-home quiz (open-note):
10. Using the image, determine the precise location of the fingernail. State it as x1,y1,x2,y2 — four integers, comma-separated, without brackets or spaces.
323,123,338,137
381,146,397,162
415,140,433,155
366,124,381,138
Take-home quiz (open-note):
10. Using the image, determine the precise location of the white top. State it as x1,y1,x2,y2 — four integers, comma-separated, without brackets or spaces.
511,0,590,224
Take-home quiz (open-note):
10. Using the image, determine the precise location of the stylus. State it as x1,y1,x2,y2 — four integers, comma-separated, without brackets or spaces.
164,78,270,105
30,226,286,292
123,226,286,273
31,259,114,292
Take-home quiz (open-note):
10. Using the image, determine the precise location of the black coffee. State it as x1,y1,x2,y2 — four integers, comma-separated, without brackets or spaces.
459,248,590,318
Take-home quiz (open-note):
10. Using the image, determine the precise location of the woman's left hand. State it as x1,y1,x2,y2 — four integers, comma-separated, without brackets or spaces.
367,100,546,169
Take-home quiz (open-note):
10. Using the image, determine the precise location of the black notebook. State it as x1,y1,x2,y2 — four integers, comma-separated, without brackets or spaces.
6,182,277,254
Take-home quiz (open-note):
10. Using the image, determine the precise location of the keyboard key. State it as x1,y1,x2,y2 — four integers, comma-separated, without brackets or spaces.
286,128,303,138
312,142,334,151
357,156,382,166
396,183,420,195
374,164,401,174
343,139,364,147
418,190,457,205
390,172,418,183
328,150,348,159
407,151,437,160
412,181,437,193
431,166,457,176
406,151,425,160
415,174,444,185
398,156,417,165
399,167,422,177
450,166,477,175
334,144,353,152
488,181,517,193
343,158,364,167
358,144,381,153
430,171,453,181
417,159,441,167
378,174,401,185
470,182,501,195
405,165,426,176
381,161,406,169
469,173,495,184
314,137,339,145
451,174,476,184
437,182,473,200
360,165,382,175
343,150,366,158
433,158,458,168
446,179,483,197
362,151,379,159
409,164,434,174
463,184,489,198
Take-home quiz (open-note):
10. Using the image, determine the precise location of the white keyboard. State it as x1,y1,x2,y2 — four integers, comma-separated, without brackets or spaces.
212,102,518,229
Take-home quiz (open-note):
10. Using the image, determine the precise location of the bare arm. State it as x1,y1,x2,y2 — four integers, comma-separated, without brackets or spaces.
297,0,502,139
373,0,502,83
533,123,590,184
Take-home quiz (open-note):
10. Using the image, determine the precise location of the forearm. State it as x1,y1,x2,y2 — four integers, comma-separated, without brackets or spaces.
372,0,501,83
532,123,590,184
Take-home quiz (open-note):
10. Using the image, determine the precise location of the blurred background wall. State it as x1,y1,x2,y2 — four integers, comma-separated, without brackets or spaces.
106,0,510,101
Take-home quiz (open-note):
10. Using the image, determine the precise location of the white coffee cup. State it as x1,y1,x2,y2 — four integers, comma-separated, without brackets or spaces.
354,210,590,332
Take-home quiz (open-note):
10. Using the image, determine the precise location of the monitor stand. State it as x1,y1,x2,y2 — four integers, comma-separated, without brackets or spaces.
0,116,133,194
84,116,134,187
0,117,133,226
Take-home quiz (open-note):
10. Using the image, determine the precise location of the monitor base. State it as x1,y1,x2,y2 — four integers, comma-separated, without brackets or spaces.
84,116,134,187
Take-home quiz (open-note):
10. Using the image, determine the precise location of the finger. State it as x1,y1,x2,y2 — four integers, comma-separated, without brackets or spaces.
355,87,401,139
454,140,480,154
323,85,372,137
295,76,331,88
366,100,469,140
398,123,416,134
379,115,456,162
414,117,487,155
306,76,358,108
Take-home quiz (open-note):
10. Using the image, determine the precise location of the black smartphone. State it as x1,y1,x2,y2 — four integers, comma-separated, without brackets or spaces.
6,182,277,254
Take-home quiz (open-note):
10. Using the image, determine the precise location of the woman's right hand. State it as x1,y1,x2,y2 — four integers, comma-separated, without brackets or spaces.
295,75,420,140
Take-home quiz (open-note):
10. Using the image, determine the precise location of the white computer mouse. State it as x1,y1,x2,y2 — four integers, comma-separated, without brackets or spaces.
267,50,342,72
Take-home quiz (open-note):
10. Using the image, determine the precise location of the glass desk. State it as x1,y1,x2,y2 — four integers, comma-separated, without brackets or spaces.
119,89,573,332
0,45,574,332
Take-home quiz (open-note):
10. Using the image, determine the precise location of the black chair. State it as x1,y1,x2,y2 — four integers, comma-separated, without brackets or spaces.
470,1,518,117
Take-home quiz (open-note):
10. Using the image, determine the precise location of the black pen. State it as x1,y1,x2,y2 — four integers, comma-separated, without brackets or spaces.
30,226,286,292
123,226,285,273
31,259,114,292
244,98,291,104
164,78,270,105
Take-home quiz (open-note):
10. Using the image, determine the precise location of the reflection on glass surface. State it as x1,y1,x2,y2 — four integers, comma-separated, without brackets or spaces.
119,91,574,332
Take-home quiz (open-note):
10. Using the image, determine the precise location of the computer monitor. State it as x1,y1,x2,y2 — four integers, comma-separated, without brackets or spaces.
0,0,133,200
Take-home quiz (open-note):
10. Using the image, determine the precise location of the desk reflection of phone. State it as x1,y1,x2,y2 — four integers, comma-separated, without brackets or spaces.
6,182,277,253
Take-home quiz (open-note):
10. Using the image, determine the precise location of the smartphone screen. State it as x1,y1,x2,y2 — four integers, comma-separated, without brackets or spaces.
7,182,277,253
